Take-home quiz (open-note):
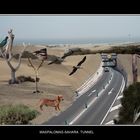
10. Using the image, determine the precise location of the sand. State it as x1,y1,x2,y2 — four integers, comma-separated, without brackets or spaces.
0,44,137,124
0,45,101,124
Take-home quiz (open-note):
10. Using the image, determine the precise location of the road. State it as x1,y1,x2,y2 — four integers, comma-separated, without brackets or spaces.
43,67,125,125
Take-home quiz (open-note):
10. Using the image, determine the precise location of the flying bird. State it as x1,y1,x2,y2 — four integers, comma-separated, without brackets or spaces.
0,36,8,48
69,56,87,76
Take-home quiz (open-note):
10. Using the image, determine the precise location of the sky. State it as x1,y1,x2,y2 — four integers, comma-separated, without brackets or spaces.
0,15,140,40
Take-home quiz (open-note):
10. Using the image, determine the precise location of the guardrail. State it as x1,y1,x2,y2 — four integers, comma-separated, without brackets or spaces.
69,68,114,125
76,62,104,96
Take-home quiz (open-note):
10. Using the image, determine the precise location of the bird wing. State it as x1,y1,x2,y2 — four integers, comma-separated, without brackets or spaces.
0,40,6,48
0,37,8,47
77,56,86,66
69,67,78,76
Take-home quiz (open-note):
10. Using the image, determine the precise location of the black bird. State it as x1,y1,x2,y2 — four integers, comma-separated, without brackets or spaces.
0,36,8,48
69,56,87,76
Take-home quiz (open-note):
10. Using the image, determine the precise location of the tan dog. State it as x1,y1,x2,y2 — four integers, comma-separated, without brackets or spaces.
39,95,64,111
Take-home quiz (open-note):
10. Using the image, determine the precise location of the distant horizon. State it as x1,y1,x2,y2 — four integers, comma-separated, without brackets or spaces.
1,16,140,40
1,36,140,41
12,36,140,45
14,36,140,40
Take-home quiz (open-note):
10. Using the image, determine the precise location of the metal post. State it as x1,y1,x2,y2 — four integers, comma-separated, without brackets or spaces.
75,91,78,97
65,120,68,125
97,92,99,97
85,103,88,108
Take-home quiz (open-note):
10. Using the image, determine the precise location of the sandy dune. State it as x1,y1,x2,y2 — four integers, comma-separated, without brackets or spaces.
0,44,138,124
0,46,101,124
118,54,140,86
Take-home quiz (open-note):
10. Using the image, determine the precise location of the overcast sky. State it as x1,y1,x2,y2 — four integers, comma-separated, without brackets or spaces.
0,15,140,40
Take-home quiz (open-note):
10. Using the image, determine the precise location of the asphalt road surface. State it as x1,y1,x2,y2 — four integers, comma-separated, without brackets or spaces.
43,67,124,125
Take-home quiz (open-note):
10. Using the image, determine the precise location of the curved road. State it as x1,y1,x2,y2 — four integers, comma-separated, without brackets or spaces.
43,67,125,125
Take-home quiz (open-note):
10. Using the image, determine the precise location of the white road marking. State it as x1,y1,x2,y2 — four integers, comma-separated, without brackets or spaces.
69,98,97,125
77,62,104,97
98,89,104,96
108,88,114,95
88,97,98,107
88,90,96,96
92,90,96,93
69,69,115,125
100,75,125,125
105,120,114,125
117,95,123,100
69,75,114,125
110,104,122,112
69,109,86,125
77,63,113,97
88,93,93,97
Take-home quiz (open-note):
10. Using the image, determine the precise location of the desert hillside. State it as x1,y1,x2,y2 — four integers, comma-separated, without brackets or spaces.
0,44,137,124
0,46,101,124
118,54,140,86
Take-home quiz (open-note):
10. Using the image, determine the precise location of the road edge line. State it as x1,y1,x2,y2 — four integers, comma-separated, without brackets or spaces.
100,74,125,125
